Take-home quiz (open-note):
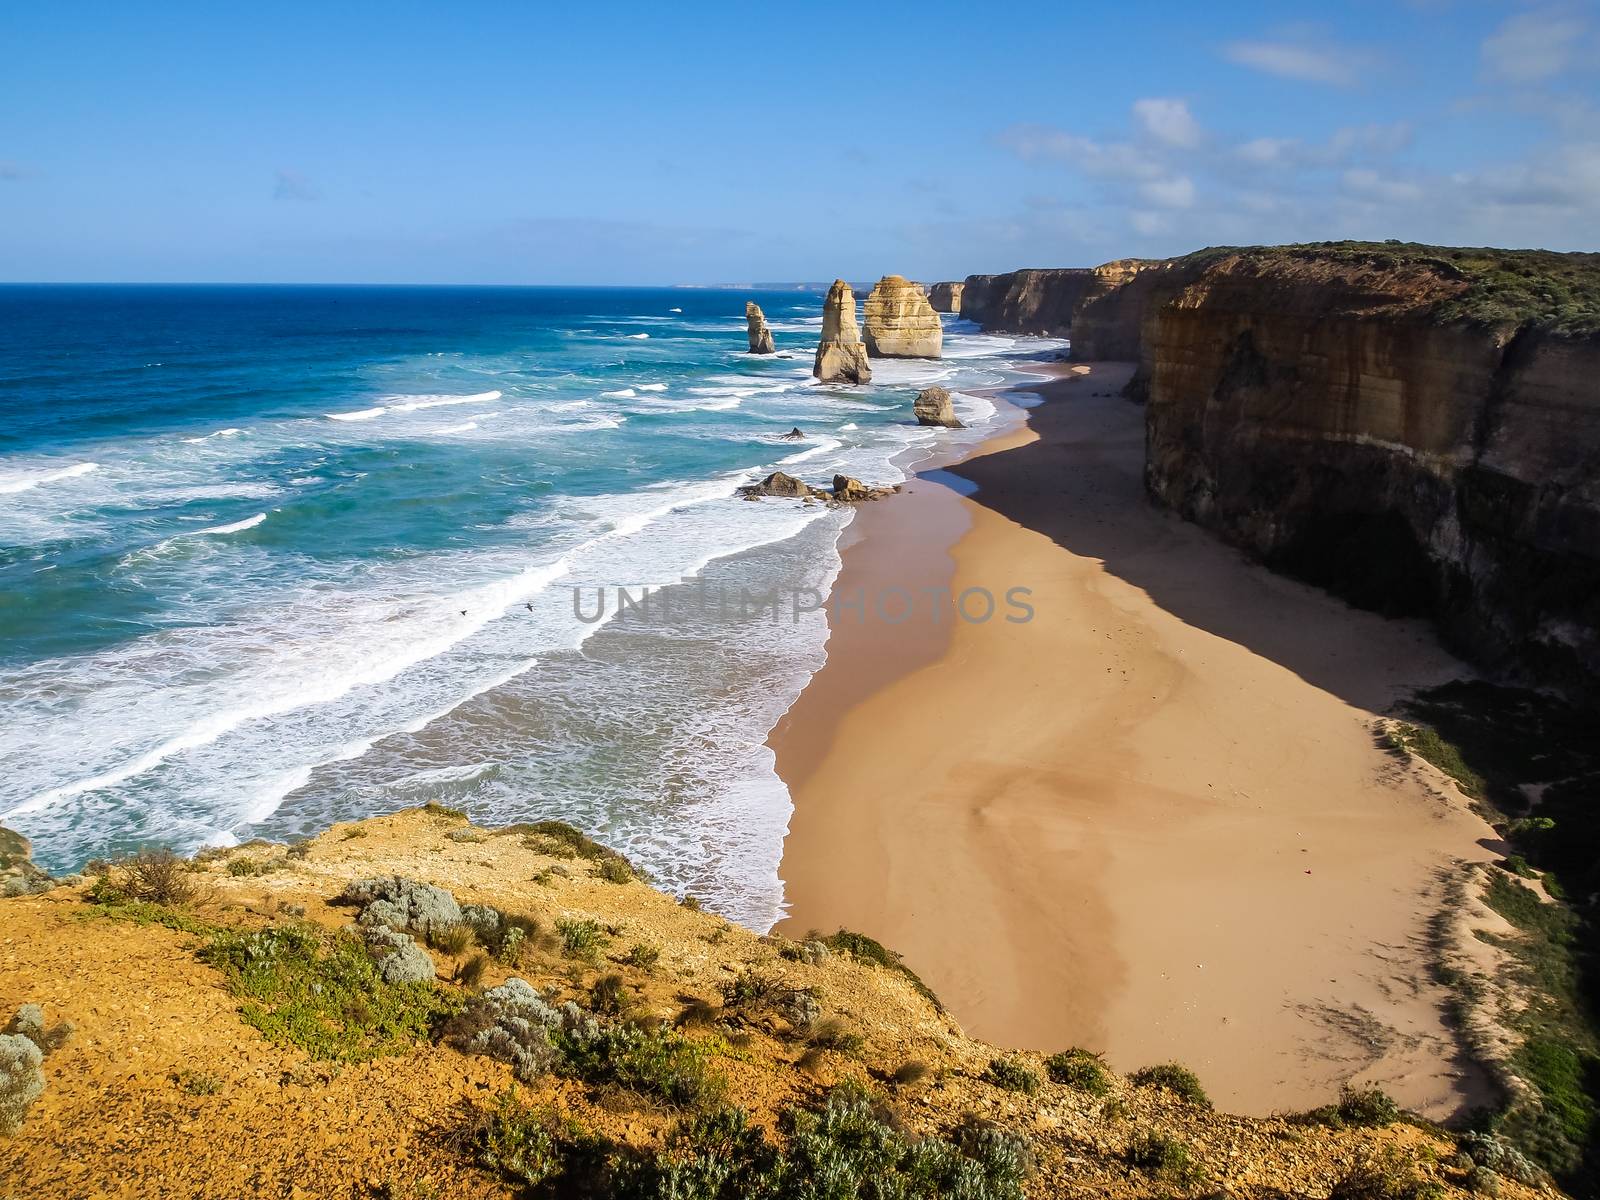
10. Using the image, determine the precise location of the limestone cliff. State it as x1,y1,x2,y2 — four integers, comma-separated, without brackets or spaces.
960,260,1166,357
745,301,775,354
1138,245,1600,701
812,279,871,384
927,281,964,314
959,268,1098,336
863,275,942,358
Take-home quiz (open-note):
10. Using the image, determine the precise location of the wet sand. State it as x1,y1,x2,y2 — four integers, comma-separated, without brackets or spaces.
772,362,1500,1118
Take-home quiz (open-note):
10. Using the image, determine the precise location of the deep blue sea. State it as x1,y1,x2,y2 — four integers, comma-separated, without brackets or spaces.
0,284,1059,924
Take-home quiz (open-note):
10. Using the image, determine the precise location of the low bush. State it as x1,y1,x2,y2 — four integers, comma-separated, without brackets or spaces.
456,1082,1031,1199
983,1056,1040,1095
116,848,199,906
426,921,475,957
1045,1048,1112,1095
0,1003,67,1136
1125,1131,1207,1189
624,943,661,972
557,917,608,961
806,1018,863,1054
1130,1062,1211,1107
1300,1086,1403,1129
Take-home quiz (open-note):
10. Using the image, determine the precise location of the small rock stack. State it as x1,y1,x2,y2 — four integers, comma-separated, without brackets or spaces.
745,301,775,354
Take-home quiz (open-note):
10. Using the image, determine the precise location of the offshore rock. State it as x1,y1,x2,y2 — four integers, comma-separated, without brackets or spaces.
864,275,943,358
927,281,964,313
812,280,872,384
745,301,775,354
913,386,963,428
738,471,818,499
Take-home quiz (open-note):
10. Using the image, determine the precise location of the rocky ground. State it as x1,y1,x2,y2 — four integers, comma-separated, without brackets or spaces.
0,807,1556,1198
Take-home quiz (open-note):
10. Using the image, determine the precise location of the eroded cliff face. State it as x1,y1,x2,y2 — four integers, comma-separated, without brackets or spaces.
926,281,963,313
863,275,942,358
1140,251,1600,698
959,261,1165,356
959,268,1097,335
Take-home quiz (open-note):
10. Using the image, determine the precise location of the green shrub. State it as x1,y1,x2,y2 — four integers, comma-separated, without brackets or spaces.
1130,1062,1210,1107
227,857,265,877
1300,1086,1403,1129
983,1056,1039,1094
557,917,608,961
1045,1048,1112,1094
806,1018,863,1054
1125,1131,1207,1188
594,856,634,884
560,1021,725,1109
199,924,454,1061
625,943,661,972
475,1090,571,1190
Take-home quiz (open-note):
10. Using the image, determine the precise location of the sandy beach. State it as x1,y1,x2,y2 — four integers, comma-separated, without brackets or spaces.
773,362,1502,1119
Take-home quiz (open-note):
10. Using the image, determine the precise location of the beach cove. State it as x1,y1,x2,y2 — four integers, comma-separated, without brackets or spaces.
774,363,1503,1119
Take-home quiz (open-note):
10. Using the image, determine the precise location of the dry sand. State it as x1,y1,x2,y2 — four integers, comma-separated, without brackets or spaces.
773,362,1501,1119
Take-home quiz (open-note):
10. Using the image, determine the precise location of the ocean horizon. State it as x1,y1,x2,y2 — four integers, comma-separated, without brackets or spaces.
0,282,1062,926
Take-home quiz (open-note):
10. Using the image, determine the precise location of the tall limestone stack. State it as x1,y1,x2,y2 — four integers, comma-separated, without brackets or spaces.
927,281,964,313
745,301,775,354
863,275,943,358
812,280,872,384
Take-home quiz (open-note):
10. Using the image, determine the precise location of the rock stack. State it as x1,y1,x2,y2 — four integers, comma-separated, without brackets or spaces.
745,301,775,354
913,386,963,428
812,280,872,384
863,275,943,359
927,281,964,314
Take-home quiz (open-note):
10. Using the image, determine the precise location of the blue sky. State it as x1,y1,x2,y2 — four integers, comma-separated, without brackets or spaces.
2,1,1597,283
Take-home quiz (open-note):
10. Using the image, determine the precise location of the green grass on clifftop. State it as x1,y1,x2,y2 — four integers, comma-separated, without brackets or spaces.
1177,241,1600,334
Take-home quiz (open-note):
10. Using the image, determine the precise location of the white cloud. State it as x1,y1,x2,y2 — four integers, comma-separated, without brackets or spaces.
1222,38,1366,86
1140,176,1197,208
273,169,318,202
1133,98,1204,148
1341,168,1426,204
996,124,1164,181
1129,210,1174,236
1481,8,1591,83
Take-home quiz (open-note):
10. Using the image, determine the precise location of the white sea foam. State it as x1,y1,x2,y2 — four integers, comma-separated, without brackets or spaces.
194,513,267,536
181,428,248,444
329,391,501,421
601,388,637,399
638,383,668,392
0,462,100,495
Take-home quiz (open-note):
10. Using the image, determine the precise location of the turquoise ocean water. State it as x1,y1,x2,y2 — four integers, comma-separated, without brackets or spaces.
0,285,1060,925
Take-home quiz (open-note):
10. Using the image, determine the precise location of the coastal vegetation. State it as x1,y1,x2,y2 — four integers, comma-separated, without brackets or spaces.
1172,242,1600,334
1386,681,1600,1192
0,807,1521,1198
